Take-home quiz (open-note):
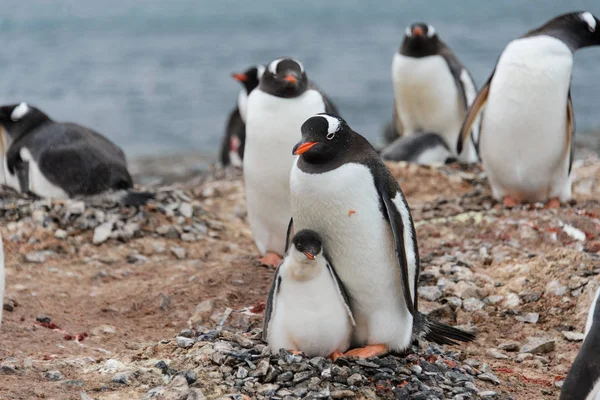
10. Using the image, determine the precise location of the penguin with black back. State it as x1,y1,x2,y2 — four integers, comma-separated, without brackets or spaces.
289,113,475,357
0,102,152,205
457,11,600,207
219,65,265,167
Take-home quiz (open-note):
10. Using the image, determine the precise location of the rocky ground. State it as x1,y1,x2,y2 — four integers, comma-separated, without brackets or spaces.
1,155,599,400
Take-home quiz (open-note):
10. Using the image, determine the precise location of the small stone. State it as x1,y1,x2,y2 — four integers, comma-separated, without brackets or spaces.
25,251,49,263
445,297,462,309
257,384,280,396
67,201,85,214
498,342,520,352
44,370,63,381
462,298,485,312
250,359,269,378
500,292,520,309
293,370,313,383
236,367,249,379
520,338,556,354
61,380,84,387
410,365,423,375
93,222,114,244
347,373,364,386
562,331,585,342
170,247,186,259
178,329,195,338
478,372,500,385
276,371,293,383
292,387,309,397
516,353,533,363
515,312,539,324
321,368,332,380
484,295,504,305
478,391,498,398
36,315,52,324
519,290,541,303
179,203,194,218
546,280,568,296
464,381,478,392
418,286,442,301
487,349,508,359
568,276,589,290
309,357,327,371
54,229,68,239
331,390,356,399
176,336,194,348
112,371,133,385
184,370,197,384
180,233,196,242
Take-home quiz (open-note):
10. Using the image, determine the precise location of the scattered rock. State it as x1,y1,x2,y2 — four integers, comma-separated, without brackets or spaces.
546,280,568,296
487,349,508,360
93,222,114,244
462,298,485,312
515,312,539,324
478,372,501,385
498,342,520,352
176,336,195,349
171,247,186,260
44,370,63,381
500,293,520,309
562,331,585,342
418,286,442,302
520,338,556,354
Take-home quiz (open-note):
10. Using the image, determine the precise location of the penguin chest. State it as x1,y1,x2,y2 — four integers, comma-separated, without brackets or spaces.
481,36,573,197
392,54,462,137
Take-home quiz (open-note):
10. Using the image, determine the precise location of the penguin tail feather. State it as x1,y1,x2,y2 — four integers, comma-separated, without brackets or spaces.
415,312,475,346
120,191,155,206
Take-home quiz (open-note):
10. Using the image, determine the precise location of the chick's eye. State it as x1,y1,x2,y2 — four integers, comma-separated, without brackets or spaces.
326,132,335,140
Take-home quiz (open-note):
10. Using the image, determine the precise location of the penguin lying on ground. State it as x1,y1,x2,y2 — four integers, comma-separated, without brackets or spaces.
219,65,265,168
387,22,479,164
560,286,600,400
263,229,355,359
457,11,600,207
380,131,457,165
0,102,152,205
289,113,475,358
243,57,339,268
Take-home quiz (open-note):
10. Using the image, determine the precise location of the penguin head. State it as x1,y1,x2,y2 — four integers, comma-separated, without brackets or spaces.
291,229,323,262
0,102,50,139
259,57,308,98
536,11,600,49
293,113,351,163
232,64,265,95
400,23,440,56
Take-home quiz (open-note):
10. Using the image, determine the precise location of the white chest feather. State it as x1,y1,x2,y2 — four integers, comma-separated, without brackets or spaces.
17,148,69,199
392,54,463,140
585,287,600,337
481,36,573,201
290,162,414,350
268,259,353,356
237,90,248,123
586,380,600,400
243,89,326,255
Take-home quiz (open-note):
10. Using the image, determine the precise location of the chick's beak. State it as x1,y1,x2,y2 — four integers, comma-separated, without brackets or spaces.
293,141,318,155
303,252,315,260
284,75,297,84
232,73,247,82
412,26,424,36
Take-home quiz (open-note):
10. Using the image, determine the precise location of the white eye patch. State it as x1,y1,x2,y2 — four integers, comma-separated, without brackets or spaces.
11,102,29,121
256,65,266,79
268,58,304,74
581,11,596,32
320,114,341,140
405,26,412,37
427,24,436,37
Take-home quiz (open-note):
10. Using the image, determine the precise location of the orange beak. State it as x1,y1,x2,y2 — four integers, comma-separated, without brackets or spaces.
303,252,315,260
412,26,424,36
284,75,297,84
232,73,247,82
293,141,318,155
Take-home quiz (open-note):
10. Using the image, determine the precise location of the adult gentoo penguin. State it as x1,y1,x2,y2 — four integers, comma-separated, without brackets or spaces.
560,286,600,400
289,114,475,357
219,65,265,167
244,57,338,268
0,103,152,205
263,229,355,359
457,11,600,207
380,132,456,165
389,22,479,164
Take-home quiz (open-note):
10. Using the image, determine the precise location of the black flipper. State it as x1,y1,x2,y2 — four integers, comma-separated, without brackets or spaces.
324,253,355,326
567,90,575,175
262,265,283,342
15,160,29,194
284,218,294,254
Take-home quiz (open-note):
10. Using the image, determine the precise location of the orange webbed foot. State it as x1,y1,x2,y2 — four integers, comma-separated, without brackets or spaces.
344,344,388,358
545,198,561,209
328,351,344,361
258,252,282,269
502,196,519,208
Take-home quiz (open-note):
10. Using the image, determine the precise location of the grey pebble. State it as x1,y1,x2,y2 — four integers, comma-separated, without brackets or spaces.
277,371,293,383
478,372,501,385
462,297,485,312
45,370,63,381
347,373,364,387
176,336,195,348
112,371,133,385
170,247,186,259
520,337,556,354
418,286,443,301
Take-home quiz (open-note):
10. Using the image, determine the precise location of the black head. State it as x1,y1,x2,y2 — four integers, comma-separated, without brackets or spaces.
400,22,441,57
529,11,600,50
291,229,323,261
293,113,354,164
0,102,50,140
259,57,308,98
232,64,265,94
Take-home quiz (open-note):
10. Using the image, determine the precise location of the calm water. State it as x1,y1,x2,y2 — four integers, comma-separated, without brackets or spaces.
0,1,599,159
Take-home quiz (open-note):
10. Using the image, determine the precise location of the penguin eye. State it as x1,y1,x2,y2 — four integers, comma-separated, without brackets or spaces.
326,132,335,140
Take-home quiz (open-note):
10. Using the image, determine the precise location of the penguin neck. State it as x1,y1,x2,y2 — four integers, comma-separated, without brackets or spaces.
6,116,51,142
286,248,322,281
400,39,442,58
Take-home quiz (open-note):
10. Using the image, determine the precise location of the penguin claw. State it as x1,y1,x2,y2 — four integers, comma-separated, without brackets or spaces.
545,198,561,209
258,252,282,269
328,351,344,361
502,196,519,207
344,344,388,358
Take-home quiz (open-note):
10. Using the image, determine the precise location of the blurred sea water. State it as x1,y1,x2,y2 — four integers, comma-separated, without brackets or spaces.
0,0,599,159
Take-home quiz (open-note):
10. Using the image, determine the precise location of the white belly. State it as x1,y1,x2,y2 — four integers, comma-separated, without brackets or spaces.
243,89,326,255
19,148,69,199
268,266,353,356
290,161,413,351
392,53,475,161
480,36,573,202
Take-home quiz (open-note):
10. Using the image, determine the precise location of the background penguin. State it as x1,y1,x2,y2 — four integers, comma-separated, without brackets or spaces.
263,229,355,359
288,113,474,358
388,22,479,164
0,102,153,205
457,11,600,207
243,57,339,268
0,234,4,327
560,286,600,400
380,132,457,165
219,65,265,168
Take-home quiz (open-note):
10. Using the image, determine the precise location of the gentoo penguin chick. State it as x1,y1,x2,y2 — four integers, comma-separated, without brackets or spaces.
263,229,355,359
289,114,475,358
390,22,479,164
219,65,265,168
560,286,600,400
244,57,338,268
0,234,4,327
457,11,600,207
381,132,457,165
0,103,152,205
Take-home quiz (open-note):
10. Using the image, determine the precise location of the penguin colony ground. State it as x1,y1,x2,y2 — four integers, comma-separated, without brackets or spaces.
0,9,600,399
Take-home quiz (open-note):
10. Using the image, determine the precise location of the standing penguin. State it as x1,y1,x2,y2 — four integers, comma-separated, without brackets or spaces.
244,57,338,268
219,65,265,168
457,11,600,207
263,229,355,359
289,113,474,357
560,286,600,399
0,102,153,205
389,22,479,164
